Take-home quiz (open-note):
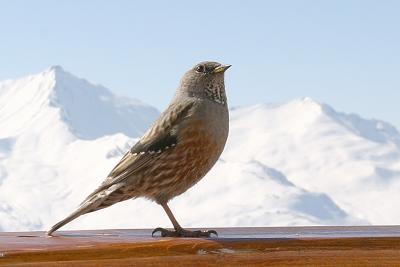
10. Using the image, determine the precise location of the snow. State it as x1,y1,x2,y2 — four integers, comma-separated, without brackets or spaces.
0,67,399,232
225,99,400,225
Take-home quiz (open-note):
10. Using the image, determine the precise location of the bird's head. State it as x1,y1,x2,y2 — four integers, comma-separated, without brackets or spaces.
177,61,231,105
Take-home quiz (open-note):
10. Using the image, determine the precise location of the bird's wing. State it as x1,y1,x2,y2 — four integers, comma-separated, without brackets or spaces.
81,100,196,203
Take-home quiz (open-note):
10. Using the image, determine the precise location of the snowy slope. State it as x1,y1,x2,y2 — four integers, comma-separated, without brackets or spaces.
0,67,399,232
0,66,159,139
225,99,400,225
0,67,158,231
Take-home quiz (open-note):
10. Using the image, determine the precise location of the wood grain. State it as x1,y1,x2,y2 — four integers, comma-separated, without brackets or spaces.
1,226,400,266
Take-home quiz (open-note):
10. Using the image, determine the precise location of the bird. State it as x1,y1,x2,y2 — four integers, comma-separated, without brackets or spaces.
47,61,231,237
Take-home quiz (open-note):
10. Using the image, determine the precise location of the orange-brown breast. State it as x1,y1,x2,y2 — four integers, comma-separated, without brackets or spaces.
136,119,223,204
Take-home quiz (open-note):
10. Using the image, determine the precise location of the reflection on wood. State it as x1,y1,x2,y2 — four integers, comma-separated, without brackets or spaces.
1,226,400,266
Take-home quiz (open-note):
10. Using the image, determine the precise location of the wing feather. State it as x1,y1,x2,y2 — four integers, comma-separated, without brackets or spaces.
81,100,195,203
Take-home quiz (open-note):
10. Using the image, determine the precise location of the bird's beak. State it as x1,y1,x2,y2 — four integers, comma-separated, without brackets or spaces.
212,64,232,73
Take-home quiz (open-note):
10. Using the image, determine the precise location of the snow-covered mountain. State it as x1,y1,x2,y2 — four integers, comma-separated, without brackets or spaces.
225,101,400,225
0,67,159,231
0,66,159,140
0,67,399,232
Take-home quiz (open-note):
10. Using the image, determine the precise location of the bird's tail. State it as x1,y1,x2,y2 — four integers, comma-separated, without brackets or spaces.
47,183,125,236
46,205,91,236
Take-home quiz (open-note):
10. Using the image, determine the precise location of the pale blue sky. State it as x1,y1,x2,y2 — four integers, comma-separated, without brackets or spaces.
1,1,399,128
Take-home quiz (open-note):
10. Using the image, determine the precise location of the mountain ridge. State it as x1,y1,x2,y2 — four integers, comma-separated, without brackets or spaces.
0,66,159,140
0,66,399,232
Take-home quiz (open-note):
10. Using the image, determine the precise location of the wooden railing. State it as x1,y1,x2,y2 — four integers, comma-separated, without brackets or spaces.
1,226,400,266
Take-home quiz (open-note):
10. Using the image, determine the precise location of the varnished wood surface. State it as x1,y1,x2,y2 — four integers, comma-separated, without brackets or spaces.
1,226,400,266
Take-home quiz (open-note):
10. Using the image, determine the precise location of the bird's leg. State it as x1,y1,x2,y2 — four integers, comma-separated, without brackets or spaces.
162,202,182,230
152,203,217,238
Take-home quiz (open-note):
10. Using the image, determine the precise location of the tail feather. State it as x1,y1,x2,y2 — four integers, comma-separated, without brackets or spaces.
47,183,125,236
46,207,87,236
47,195,102,236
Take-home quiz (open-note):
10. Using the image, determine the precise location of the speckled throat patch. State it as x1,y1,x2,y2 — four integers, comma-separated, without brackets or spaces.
205,81,227,105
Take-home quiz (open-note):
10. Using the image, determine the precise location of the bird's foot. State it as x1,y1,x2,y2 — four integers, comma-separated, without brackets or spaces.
152,227,217,238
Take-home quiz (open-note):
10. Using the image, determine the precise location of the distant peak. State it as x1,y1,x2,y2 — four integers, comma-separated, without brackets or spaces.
47,65,66,74
39,66,68,80
295,97,322,106
41,65,76,83
285,97,324,110
301,96,317,103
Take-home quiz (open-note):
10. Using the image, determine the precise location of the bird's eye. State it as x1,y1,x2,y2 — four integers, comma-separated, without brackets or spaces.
195,65,205,73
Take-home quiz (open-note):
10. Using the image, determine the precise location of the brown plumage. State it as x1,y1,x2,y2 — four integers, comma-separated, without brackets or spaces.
47,61,231,237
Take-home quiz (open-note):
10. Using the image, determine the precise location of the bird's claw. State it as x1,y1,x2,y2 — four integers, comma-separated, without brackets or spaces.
204,229,218,237
152,227,171,237
152,227,218,238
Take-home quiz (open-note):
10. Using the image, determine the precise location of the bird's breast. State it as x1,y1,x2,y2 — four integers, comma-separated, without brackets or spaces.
178,102,229,166
140,102,229,203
